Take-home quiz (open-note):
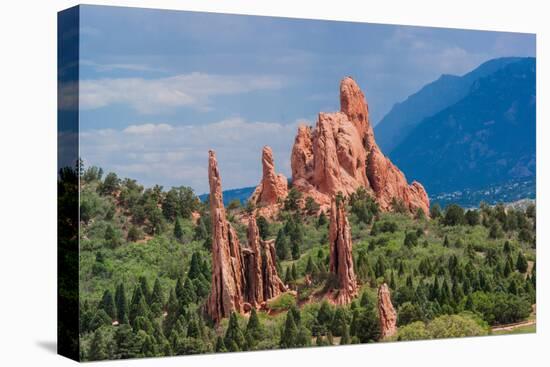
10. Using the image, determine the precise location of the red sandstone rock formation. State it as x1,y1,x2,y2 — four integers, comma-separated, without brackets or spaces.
244,214,287,303
290,77,429,216
243,215,264,308
378,283,397,339
328,198,358,305
207,153,286,322
249,146,288,218
207,150,246,323
261,238,287,300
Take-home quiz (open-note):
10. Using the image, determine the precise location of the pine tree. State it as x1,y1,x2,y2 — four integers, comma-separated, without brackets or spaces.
275,229,290,261
375,256,386,278
280,311,298,348
181,277,197,306
139,276,151,305
516,251,528,273
224,312,245,351
188,252,202,280
186,318,200,339
305,256,315,275
291,240,300,260
215,336,227,352
174,217,184,241
115,283,129,324
245,308,264,349
89,328,109,361
291,263,298,281
504,260,512,277
151,278,164,306
129,286,149,327
390,271,396,289
256,215,270,240
100,289,116,320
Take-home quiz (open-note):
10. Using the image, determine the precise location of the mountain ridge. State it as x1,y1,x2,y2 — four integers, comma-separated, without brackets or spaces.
375,57,525,153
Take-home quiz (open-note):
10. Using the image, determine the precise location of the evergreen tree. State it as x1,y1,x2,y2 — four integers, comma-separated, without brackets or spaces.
224,312,245,351
275,229,290,261
215,336,227,352
256,216,270,240
89,328,109,361
516,252,528,273
181,277,197,306
188,252,202,280
375,256,386,278
245,308,264,349
115,283,129,324
100,289,116,320
280,311,298,348
390,271,396,289
174,217,184,241
129,286,149,327
139,276,151,305
151,278,164,306
291,263,298,281
305,256,316,275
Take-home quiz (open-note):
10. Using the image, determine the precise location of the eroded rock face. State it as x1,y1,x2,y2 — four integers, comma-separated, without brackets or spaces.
261,238,287,300
250,146,288,210
290,77,429,216
243,215,264,308
207,154,286,322
207,150,246,323
377,283,397,339
328,198,358,305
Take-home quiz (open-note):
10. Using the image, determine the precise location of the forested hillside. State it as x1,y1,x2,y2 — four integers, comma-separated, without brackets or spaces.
74,166,536,360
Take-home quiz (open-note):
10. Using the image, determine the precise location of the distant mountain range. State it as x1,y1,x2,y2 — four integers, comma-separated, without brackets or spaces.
375,57,526,154
390,57,535,202
199,186,255,206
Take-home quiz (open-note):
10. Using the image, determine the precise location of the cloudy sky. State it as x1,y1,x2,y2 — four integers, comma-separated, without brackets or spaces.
77,5,535,195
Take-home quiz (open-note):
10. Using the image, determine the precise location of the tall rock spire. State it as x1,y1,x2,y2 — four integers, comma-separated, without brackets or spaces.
207,151,287,322
249,146,288,218
206,150,246,323
377,283,397,339
328,198,358,305
242,214,264,308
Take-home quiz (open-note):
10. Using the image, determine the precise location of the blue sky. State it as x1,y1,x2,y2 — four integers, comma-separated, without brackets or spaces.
76,5,535,194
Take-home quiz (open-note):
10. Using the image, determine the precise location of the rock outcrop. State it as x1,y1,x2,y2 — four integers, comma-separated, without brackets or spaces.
290,77,429,216
207,150,246,323
377,283,397,339
261,238,287,300
249,146,288,218
207,151,286,322
242,215,264,308
328,198,358,305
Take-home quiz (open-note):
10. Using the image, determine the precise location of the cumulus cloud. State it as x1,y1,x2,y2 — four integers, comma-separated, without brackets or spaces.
77,72,286,113
80,118,308,194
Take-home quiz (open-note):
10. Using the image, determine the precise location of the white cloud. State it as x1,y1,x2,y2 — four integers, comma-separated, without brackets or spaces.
80,59,166,73
77,72,286,113
80,118,307,194
123,123,173,134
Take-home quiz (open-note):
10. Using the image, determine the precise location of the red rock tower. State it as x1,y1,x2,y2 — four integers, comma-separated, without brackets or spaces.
328,198,358,305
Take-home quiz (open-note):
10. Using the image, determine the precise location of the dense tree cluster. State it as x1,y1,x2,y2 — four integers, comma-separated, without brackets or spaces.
79,168,536,360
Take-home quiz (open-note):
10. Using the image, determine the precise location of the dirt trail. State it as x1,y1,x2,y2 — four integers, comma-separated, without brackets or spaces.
492,320,536,332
